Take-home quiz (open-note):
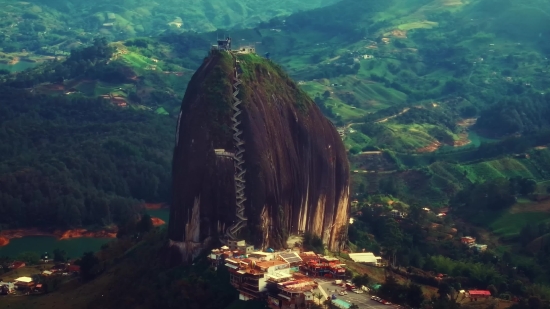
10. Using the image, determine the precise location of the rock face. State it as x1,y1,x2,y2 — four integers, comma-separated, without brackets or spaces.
169,50,349,264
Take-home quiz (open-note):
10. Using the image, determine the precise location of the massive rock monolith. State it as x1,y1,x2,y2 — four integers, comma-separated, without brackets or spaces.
169,50,349,264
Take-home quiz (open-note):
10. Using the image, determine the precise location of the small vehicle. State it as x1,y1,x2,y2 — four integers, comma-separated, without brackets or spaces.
332,294,337,300
339,291,346,296
354,289,364,294
383,301,392,305
371,296,377,300
334,279,343,285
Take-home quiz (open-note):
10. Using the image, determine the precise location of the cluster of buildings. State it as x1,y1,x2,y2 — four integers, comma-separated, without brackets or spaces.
1,277,37,294
0,281,15,295
460,236,488,252
0,262,80,295
207,240,347,308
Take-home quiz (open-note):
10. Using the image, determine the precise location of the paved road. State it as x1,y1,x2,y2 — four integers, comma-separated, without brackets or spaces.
317,279,392,309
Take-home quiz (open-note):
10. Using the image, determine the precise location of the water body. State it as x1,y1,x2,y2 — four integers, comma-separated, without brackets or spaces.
0,237,112,260
467,131,498,147
438,130,499,152
146,208,170,222
0,208,170,259
0,61,37,73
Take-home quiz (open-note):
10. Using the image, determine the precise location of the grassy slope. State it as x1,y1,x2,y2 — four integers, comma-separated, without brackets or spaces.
247,0,550,153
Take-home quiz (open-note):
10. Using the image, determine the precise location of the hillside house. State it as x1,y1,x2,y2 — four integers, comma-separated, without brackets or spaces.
467,290,491,300
390,209,406,218
236,46,256,54
67,265,80,274
348,252,382,266
228,240,246,250
9,261,25,269
14,277,34,290
0,281,15,295
461,236,476,246
226,258,291,300
473,244,487,252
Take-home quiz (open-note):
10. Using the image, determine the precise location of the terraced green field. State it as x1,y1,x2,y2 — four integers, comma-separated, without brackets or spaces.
490,212,550,238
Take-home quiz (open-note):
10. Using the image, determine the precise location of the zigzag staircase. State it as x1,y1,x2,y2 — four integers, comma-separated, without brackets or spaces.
225,54,248,240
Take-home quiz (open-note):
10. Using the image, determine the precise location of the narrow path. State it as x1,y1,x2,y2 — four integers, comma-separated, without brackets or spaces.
374,107,410,123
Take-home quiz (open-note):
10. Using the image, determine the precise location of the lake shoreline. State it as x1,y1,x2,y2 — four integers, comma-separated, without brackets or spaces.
145,203,169,210
0,228,118,247
0,215,166,248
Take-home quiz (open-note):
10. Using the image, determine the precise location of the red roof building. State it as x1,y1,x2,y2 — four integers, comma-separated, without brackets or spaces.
468,290,491,297
11,261,25,269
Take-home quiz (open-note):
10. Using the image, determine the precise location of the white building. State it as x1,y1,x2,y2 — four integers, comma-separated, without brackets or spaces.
348,252,382,266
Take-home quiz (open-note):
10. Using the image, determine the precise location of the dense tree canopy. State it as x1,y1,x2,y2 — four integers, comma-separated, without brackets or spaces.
0,86,174,228
476,93,550,137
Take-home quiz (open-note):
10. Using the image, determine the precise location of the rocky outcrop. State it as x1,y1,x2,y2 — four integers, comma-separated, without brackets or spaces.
169,50,349,264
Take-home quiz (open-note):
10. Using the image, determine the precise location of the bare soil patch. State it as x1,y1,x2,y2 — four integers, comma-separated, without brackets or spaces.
417,140,442,153
509,199,550,214
457,118,478,127
453,133,471,147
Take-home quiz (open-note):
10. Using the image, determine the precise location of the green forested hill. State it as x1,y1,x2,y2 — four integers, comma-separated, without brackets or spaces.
0,86,174,229
1,0,550,227
0,0,338,54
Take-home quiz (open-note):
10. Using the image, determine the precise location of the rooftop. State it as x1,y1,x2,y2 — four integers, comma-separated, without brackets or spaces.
256,260,287,268
279,252,302,264
15,277,32,283
278,279,317,293
468,290,491,296
348,252,381,263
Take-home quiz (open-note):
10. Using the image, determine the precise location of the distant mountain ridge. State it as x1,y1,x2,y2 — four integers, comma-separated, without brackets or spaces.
25,0,340,34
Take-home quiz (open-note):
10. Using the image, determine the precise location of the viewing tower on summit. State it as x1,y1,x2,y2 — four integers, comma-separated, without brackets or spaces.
214,37,232,51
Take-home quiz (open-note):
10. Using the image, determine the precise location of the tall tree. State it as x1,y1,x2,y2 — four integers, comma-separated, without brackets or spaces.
79,251,101,281
53,248,67,262
137,213,154,234
407,284,425,308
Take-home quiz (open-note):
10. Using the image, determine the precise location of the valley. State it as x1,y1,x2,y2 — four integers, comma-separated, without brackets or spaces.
1,0,550,308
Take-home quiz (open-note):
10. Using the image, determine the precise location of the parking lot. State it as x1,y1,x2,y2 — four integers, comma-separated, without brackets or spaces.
317,279,393,309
